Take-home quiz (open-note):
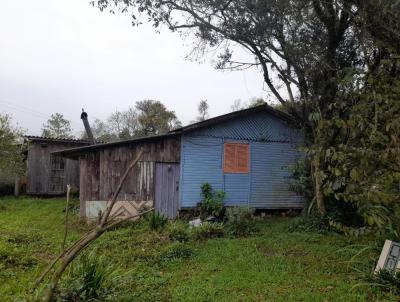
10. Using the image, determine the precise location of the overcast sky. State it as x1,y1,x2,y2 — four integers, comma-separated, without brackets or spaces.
0,0,267,136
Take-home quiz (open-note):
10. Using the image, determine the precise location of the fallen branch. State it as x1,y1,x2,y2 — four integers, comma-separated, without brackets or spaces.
34,149,149,302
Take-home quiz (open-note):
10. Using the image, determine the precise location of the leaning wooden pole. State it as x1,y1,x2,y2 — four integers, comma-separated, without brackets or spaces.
61,184,71,252
36,149,147,302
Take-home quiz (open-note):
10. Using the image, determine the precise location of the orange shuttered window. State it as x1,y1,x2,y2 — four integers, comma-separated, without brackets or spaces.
223,143,249,173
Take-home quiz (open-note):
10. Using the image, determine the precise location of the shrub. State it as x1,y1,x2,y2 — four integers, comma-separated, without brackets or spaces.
58,251,125,301
199,183,225,220
166,221,189,242
191,222,224,240
148,211,168,231
225,207,258,236
160,243,194,262
288,215,330,233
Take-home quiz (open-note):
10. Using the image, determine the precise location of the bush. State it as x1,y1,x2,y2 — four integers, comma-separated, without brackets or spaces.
288,215,330,233
225,207,258,236
148,211,168,231
58,251,126,301
199,183,225,220
191,222,224,240
166,221,190,242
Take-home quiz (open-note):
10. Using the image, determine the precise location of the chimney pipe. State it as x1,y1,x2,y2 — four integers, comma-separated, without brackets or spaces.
81,109,95,144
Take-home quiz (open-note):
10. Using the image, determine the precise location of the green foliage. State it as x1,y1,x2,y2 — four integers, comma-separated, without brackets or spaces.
148,211,168,231
199,183,225,220
225,207,258,236
304,63,400,232
166,221,190,242
160,243,194,262
136,100,181,136
0,114,25,176
41,113,73,139
288,215,330,234
368,270,400,295
89,101,181,142
1,197,398,301
191,222,224,240
59,251,126,301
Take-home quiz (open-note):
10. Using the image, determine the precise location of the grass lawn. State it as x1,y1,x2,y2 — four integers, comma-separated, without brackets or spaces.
0,196,397,301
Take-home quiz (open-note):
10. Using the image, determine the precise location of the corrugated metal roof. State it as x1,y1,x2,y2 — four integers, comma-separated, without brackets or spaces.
189,111,302,142
24,135,91,144
171,104,299,134
52,133,180,158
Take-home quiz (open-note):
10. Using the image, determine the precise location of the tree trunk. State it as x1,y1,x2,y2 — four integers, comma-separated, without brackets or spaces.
312,156,326,216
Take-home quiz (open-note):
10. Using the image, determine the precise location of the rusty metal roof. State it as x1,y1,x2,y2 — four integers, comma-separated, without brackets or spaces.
51,132,180,158
24,135,91,144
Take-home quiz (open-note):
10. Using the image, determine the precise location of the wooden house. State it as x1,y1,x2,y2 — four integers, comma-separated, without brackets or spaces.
25,136,90,195
54,104,303,219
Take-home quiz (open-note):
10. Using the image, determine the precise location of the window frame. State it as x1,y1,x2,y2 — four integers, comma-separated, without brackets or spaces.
223,142,250,174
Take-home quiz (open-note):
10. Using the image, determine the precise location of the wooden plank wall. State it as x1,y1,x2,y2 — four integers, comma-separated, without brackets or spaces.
26,142,82,195
79,136,181,217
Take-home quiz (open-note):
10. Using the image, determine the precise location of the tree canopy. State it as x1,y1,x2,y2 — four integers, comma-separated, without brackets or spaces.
90,100,181,142
42,113,73,139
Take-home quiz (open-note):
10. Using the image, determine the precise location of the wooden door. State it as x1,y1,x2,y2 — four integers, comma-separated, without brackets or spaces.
155,163,180,218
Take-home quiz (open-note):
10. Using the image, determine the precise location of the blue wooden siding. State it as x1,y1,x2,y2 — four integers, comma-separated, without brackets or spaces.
180,111,303,209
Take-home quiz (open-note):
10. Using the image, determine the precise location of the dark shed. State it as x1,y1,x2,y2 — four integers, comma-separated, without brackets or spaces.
25,136,90,195
54,134,181,218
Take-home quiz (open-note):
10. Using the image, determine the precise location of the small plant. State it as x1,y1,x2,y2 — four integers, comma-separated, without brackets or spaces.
166,221,190,242
225,207,258,236
58,251,125,301
160,243,194,262
148,211,168,231
199,183,225,219
191,222,224,240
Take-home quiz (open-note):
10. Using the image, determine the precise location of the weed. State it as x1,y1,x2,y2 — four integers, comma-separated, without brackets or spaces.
166,221,190,242
225,207,258,236
288,215,330,233
148,211,168,231
58,250,128,301
160,243,194,262
191,222,224,240
199,183,225,219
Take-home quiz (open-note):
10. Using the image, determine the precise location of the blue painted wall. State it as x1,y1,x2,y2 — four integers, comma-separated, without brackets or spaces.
179,111,303,209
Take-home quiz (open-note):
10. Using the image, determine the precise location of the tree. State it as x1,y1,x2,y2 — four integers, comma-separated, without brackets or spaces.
93,0,400,216
230,98,265,111
135,100,181,136
0,114,25,176
90,118,118,142
196,100,209,121
42,113,73,139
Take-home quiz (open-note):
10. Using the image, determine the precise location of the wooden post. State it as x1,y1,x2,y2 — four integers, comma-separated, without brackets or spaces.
61,185,71,252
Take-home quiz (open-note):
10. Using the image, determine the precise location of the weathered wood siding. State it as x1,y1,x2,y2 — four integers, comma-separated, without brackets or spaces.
79,136,180,218
26,142,82,195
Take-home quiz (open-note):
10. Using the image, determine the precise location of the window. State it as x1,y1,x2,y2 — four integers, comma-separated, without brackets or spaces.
223,143,249,173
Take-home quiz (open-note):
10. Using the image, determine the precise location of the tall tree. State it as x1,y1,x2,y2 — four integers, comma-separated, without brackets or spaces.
197,100,209,121
42,113,73,139
135,100,181,136
94,0,400,217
